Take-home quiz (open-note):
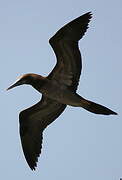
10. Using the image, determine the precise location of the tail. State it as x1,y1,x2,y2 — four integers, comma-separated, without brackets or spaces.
80,97,117,115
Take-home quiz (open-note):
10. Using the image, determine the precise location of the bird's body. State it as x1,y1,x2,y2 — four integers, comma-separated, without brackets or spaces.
7,12,117,170
29,74,81,106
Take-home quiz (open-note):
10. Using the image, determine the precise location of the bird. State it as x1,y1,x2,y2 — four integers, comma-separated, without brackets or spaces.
7,12,117,170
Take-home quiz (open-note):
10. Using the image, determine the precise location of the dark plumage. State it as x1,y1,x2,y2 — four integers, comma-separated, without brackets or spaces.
7,12,117,170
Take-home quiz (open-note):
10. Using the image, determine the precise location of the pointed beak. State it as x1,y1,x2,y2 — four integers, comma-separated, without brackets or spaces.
6,80,22,91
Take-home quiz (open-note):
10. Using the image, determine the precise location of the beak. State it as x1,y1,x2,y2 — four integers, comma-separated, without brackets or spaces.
6,80,22,91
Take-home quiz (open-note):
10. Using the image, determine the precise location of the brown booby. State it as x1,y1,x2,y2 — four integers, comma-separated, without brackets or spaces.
7,12,117,170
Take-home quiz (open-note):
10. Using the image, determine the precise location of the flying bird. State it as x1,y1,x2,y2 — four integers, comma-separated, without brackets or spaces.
7,12,117,170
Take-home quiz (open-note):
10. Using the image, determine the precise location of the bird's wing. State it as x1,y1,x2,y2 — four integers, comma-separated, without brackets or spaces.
19,95,66,170
48,12,92,91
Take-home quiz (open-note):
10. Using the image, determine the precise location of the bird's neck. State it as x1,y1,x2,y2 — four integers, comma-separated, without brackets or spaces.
31,75,47,93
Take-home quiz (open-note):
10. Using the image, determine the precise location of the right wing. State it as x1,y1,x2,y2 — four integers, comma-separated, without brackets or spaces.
19,96,66,170
48,12,92,91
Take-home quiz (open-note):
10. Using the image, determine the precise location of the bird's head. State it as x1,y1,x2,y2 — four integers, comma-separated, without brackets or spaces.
7,73,41,91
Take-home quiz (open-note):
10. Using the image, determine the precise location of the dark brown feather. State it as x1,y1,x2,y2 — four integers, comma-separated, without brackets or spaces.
19,96,66,170
48,12,92,91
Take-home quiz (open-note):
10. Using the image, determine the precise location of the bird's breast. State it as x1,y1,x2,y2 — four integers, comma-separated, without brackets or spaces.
40,81,65,99
37,80,81,106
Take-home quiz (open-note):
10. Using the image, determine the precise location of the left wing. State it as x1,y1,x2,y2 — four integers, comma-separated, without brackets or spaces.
19,95,66,170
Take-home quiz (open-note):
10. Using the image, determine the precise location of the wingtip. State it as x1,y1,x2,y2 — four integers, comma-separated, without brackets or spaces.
87,11,92,15
85,11,93,19
30,164,37,171
81,12,92,32
31,167,36,171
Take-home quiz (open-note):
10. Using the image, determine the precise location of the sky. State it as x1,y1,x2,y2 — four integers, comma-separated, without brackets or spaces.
0,0,122,179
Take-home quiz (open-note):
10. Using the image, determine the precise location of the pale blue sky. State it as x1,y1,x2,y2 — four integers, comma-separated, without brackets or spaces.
0,0,122,179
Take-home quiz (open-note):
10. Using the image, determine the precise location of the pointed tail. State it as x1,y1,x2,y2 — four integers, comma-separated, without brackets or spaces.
80,97,117,115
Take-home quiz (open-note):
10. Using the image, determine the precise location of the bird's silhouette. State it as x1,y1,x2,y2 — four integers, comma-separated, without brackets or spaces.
7,12,117,170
